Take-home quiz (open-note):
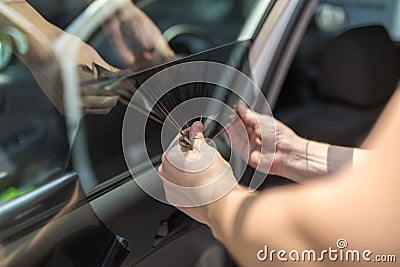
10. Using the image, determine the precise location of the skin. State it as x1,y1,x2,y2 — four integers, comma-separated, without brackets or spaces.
0,0,175,114
159,90,400,266
104,1,175,70
0,0,118,114
228,101,371,184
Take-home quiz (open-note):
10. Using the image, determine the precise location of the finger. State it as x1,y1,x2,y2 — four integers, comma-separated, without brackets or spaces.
256,137,262,146
244,109,260,128
249,150,261,167
237,100,248,119
189,121,203,140
254,126,261,138
246,126,254,135
81,44,116,72
81,86,116,96
190,122,206,151
85,108,113,115
106,15,136,66
81,95,119,109
238,100,259,128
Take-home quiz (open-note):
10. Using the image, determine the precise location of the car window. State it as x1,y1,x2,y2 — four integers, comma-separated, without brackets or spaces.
91,0,257,69
0,0,262,204
0,5,70,205
141,0,255,53
71,0,260,192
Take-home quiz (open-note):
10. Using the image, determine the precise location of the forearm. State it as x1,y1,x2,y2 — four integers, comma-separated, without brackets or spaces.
206,185,304,266
277,138,369,183
0,0,63,68
207,186,251,241
1,0,119,115
207,186,261,266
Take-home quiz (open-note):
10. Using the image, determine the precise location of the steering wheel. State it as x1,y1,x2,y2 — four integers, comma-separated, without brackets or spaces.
163,24,216,56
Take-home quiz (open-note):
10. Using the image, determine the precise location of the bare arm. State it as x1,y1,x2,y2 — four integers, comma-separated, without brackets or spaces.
160,91,400,266
275,137,371,182
0,0,115,70
0,0,119,114
211,91,400,265
230,101,372,183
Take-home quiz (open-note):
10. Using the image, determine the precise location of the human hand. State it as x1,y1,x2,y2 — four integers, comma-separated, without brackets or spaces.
227,101,306,177
0,0,120,115
158,121,238,225
22,32,120,115
105,1,175,70
76,39,122,115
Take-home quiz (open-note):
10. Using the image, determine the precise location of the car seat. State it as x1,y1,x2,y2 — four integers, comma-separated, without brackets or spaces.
276,25,400,147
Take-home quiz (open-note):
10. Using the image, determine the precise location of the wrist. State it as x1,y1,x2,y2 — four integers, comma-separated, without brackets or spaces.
272,134,308,179
276,136,330,182
206,185,252,241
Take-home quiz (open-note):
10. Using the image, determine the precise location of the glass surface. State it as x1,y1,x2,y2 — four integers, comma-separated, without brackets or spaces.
0,2,70,206
73,40,254,190
0,0,260,202
90,0,258,69
71,0,260,191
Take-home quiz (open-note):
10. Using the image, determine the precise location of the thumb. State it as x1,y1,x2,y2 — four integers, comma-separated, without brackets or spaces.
238,100,258,127
189,121,206,151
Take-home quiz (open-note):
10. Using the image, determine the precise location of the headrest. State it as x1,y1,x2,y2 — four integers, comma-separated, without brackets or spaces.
318,26,400,107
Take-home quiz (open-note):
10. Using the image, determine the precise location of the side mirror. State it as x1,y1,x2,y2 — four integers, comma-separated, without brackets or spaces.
315,3,347,32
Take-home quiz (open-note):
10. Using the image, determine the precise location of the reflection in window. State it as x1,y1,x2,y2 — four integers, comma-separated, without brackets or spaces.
73,0,258,191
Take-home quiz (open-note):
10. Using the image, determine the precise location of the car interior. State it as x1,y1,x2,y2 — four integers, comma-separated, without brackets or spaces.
275,1,400,148
1,0,400,266
265,0,400,191
82,1,400,265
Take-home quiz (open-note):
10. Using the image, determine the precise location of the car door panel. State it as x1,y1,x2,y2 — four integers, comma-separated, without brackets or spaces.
0,66,69,198
62,40,254,266
90,169,181,266
0,172,131,267
134,226,229,267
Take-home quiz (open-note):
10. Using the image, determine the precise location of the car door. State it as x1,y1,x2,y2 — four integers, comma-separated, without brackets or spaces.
0,0,316,266
0,40,69,205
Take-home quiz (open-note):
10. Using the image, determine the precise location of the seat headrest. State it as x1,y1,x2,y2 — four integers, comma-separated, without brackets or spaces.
318,26,400,107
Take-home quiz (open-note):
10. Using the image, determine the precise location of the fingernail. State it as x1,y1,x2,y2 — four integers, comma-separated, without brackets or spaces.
238,101,246,114
192,121,203,130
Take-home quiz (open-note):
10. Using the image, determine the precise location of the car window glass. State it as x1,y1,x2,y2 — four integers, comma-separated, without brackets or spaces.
91,0,258,70
68,0,259,192
0,4,70,206
0,0,261,202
